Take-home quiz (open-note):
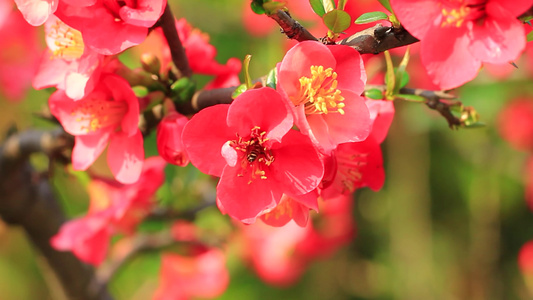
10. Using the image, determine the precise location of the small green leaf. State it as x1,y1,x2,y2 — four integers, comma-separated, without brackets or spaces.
323,9,351,33
354,11,389,24
243,54,253,89
232,83,248,99
384,51,395,99
337,0,347,10
364,88,384,100
266,68,277,89
396,94,426,102
309,0,326,17
527,30,533,42
251,0,266,14
394,47,410,93
377,0,393,13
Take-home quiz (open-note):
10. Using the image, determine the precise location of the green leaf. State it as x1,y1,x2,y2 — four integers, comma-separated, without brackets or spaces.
337,0,347,10
266,68,277,89
396,94,426,102
384,51,395,99
232,83,248,99
251,1,266,14
323,9,351,33
527,30,533,42
394,47,410,93
364,88,384,100
354,11,389,24
132,86,148,97
377,0,393,13
309,0,326,17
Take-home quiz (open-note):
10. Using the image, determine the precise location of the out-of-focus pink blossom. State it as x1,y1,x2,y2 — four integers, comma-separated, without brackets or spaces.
49,74,144,184
0,7,41,101
182,87,324,224
277,41,371,154
153,248,229,300
391,0,533,89
497,98,533,152
157,111,189,166
55,0,166,55
14,0,57,26
240,194,355,286
51,157,167,265
519,240,533,274
136,18,241,89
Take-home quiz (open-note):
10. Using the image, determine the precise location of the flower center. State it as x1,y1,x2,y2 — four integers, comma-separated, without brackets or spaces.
292,65,345,115
73,98,128,133
47,20,84,60
440,0,487,28
229,126,274,184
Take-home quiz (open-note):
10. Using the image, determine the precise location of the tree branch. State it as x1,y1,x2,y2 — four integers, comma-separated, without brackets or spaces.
338,24,418,54
0,128,113,300
158,4,192,78
268,9,318,42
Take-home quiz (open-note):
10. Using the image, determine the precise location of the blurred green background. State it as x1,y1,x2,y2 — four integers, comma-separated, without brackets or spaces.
2,0,533,299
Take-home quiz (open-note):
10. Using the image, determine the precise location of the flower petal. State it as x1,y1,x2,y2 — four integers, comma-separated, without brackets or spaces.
72,130,112,170
469,2,526,64
107,130,144,184
217,165,280,223
327,45,366,93
421,25,481,89
227,87,293,142
270,130,324,196
182,104,233,177
389,0,442,39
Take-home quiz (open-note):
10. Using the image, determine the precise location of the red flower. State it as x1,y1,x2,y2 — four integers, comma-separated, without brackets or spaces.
277,41,371,154
182,87,324,223
391,0,533,89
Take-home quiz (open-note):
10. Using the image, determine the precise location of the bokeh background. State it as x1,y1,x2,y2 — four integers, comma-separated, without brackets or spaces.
2,0,533,299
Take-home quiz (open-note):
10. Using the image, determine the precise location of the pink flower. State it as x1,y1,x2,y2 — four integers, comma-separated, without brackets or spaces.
519,240,533,274
498,98,533,151
0,7,41,101
51,156,166,265
13,0,57,26
259,194,312,227
49,74,144,184
157,111,190,166
33,15,107,100
54,0,166,55
391,0,533,89
153,248,229,300
239,194,355,286
182,87,324,223
277,41,371,153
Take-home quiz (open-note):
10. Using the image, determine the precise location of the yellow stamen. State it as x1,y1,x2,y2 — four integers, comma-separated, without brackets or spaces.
291,65,345,115
47,20,85,60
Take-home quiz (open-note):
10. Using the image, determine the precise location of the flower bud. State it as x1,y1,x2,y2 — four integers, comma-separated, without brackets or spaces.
156,112,189,166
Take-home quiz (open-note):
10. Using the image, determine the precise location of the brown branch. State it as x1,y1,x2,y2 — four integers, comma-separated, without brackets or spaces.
338,24,418,54
0,129,112,300
158,4,192,78
97,231,175,284
365,85,464,128
268,9,318,42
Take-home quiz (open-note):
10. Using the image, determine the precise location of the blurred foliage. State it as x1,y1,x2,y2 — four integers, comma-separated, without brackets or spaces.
2,0,533,299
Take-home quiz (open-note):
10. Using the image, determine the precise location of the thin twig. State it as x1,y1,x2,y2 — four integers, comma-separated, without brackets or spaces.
158,4,192,78
268,9,318,42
